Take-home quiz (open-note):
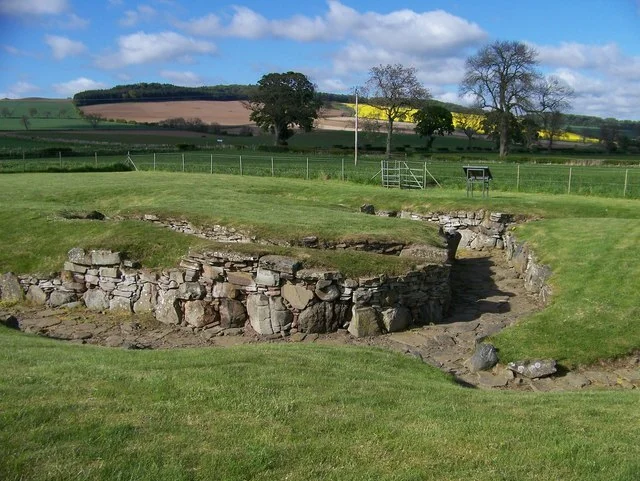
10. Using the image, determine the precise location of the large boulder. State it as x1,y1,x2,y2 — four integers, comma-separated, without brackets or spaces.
0,273,24,303
269,296,292,333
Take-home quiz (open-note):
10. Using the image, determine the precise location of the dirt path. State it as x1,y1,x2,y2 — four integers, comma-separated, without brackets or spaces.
2,250,638,391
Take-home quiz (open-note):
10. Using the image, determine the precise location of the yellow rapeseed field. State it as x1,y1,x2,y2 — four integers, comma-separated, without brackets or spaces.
341,103,599,143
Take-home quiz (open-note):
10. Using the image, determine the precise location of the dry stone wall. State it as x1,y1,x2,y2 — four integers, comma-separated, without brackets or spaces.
12,247,451,338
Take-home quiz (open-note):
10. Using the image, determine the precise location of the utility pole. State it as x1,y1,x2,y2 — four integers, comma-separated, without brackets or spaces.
354,87,358,166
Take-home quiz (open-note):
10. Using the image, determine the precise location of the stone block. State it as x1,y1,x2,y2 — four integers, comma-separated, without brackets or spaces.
256,267,280,287
282,283,314,310
258,255,302,275
508,359,557,379
348,307,382,337
26,285,47,305
133,283,156,313
156,289,181,325
82,289,109,311
315,279,340,302
227,271,255,287
99,267,120,279
109,296,132,312
247,293,272,335
381,307,411,333
202,264,224,280
178,282,206,300
219,298,246,328
68,247,92,265
468,343,499,372
63,262,87,274
184,300,216,328
0,273,24,303
91,250,122,266
49,290,75,307
399,244,448,264
212,282,237,299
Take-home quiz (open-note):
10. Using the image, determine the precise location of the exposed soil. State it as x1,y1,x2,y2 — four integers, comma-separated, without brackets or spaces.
2,249,638,391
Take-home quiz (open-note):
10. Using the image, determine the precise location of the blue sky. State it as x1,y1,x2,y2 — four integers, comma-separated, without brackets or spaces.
1,0,639,119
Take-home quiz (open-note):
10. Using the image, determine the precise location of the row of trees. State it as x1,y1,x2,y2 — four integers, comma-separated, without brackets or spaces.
247,40,581,158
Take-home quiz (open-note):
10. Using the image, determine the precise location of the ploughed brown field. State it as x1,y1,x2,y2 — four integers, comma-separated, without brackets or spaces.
80,100,353,130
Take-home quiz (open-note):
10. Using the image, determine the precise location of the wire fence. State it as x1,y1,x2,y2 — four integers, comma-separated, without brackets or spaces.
1,150,639,199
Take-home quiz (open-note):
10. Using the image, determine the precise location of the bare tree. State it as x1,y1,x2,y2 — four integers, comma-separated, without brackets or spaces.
535,76,574,151
1,107,13,118
28,107,38,118
21,115,30,130
460,40,541,158
364,64,429,157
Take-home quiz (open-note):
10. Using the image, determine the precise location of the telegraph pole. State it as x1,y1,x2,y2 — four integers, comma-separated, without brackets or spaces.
354,87,359,166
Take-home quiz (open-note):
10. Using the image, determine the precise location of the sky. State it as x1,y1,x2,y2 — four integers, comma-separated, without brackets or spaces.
0,0,639,120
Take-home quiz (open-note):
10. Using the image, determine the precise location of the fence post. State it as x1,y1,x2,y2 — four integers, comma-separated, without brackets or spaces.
306,157,309,180
59,151,62,168
516,164,520,192
153,153,156,171
341,158,344,181
182,153,185,172
423,162,427,189
271,156,274,177
239,155,243,176
23,151,25,172
568,167,572,194
210,154,213,174
95,152,97,168
624,169,629,197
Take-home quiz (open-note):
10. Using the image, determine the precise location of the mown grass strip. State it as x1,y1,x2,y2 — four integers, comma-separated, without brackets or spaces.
0,329,638,481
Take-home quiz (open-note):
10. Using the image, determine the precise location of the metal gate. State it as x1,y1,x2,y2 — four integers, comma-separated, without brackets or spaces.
381,160,426,189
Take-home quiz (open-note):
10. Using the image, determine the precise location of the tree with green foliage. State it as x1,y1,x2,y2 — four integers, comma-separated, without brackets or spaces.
364,64,429,157
1,107,13,118
248,72,321,146
83,112,105,128
460,40,541,158
28,107,38,118
413,105,454,151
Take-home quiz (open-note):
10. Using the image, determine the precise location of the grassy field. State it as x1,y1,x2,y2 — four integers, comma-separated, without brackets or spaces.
1,172,639,479
1,329,639,481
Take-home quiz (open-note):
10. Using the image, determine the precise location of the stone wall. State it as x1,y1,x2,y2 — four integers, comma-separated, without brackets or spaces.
13,247,451,338
503,233,553,304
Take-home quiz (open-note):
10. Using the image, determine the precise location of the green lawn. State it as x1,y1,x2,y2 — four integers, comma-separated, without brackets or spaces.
1,171,640,480
0,329,638,481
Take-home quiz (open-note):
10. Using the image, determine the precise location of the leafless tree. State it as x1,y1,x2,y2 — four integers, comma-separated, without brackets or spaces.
460,40,541,158
364,64,429,157
21,115,30,130
535,76,574,151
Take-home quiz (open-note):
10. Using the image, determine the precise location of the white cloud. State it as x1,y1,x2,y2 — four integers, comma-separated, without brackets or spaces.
57,13,90,29
45,35,86,60
119,5,157,27
52,77,106,96
180,1,486,52
159,70,203,86
0,81,40,98
0,0,68,15
95,31,216,69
